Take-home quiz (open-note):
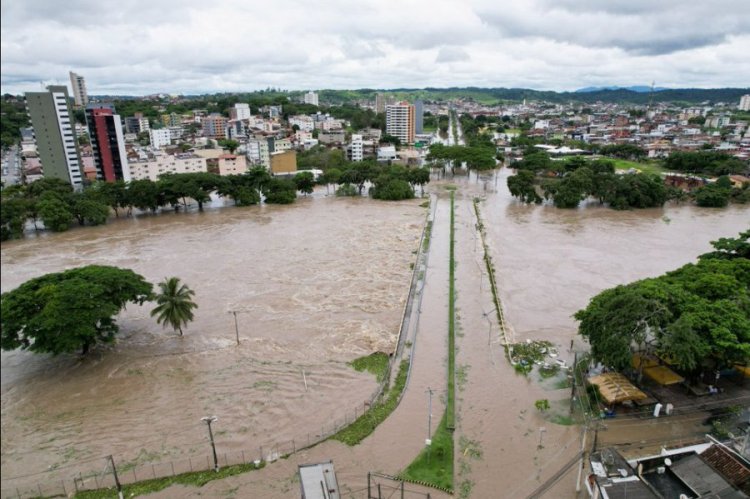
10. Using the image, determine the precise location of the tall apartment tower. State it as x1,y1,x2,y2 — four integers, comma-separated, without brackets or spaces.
202,114,228,139
25,85,83,186
86,104,131,182
385,102,415,145
303,91,319,106
414,100,424,134
69,71,89,107
375,93,386,114
740,94,750,112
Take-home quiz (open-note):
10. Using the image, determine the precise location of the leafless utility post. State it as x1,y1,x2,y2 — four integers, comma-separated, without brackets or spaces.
107,455,124,499
201,415,219,472
230,311,239,345
426,387,434,464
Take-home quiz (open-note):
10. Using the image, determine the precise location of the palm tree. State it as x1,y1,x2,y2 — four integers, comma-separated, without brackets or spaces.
151,277,198,336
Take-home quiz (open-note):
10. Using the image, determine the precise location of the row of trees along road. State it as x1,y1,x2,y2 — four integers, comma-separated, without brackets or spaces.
1,267,198,355
2,160,432,240
296,147,431,199
507,150,750,209
1,169,298,241
576,230,750,374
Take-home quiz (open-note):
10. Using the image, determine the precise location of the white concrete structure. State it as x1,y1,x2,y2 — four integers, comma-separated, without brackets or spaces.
149,128,172,149
289,115,315,132
740,94,750,112
246,138,271,167
303,91,319,106
350,134,363,162
273,138,293,152
128,152,207,181
232,103,251,120
377,145,397,162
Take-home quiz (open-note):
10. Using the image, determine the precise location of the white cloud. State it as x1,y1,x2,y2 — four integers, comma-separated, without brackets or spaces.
1,0,748,95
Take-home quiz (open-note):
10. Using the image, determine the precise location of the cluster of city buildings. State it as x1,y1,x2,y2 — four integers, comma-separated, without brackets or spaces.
447,96,750,161
13,71,749,189
16,74,438,187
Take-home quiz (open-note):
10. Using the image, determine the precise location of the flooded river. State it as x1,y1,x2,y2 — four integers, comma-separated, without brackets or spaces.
482,167,749,349
0,196,425,492
1,170,747,497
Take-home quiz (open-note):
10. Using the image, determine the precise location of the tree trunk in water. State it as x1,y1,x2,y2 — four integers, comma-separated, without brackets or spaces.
81,341,90,355
178,327,183,337
198,201,204,212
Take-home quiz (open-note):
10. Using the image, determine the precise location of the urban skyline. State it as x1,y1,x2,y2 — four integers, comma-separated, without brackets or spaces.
2,0,749,96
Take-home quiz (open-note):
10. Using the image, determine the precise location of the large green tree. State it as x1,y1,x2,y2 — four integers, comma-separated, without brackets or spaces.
293,171,315,196
1,266,153,355
150,277,198,336
507,170,542,204
576,232,750,372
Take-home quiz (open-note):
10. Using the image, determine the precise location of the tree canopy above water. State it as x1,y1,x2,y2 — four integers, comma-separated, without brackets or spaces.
575,231,750,372
1,265,153,355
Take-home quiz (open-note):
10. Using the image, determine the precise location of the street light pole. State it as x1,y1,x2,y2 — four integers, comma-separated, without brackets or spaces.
426,387,434,440
426,387,434,464
201,416,219,472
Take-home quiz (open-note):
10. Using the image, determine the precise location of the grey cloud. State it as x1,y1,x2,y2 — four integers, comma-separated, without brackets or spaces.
436,47,470,63
340,39,385,59
476,1,750,55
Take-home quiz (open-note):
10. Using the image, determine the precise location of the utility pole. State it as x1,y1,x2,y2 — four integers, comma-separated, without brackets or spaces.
426,387,434,464
229,311,239,345
201,416,219,472
107,455,124,499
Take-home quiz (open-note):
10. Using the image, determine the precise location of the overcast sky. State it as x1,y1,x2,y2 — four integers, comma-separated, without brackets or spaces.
2,0,749,96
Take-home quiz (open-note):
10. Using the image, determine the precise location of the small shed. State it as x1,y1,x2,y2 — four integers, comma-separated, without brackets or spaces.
299,460,340,499
632,354,685,386
589,372,648,405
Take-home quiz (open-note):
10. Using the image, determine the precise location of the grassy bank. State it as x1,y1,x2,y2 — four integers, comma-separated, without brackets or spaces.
331,359,409,446
610,159,667,176
447,192,456,430
399,192,456,492
74,461,265,498
399,413,454,492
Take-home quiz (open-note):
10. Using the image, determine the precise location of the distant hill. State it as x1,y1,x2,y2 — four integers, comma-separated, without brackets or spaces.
82,87,750,108
575,86,668,93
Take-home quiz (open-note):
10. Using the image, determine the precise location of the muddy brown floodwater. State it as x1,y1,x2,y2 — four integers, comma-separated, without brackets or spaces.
0,196,426,493
2,169,748,498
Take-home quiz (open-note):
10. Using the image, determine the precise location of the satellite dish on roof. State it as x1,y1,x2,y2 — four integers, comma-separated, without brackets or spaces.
664,458,672,467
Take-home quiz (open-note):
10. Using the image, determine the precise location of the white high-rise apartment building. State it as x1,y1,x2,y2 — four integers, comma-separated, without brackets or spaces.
69,71,89,107
740,94,750,112
149,128,172,149
385,102,415,145
350,134,363,162
233,103,251,120
303,91,319,106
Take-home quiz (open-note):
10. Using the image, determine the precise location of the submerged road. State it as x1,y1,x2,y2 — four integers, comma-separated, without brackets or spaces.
150,193,454,498
149,184,584,499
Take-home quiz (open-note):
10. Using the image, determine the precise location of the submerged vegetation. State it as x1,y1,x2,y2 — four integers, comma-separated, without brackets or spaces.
349,352,390,383
331,359,409,446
